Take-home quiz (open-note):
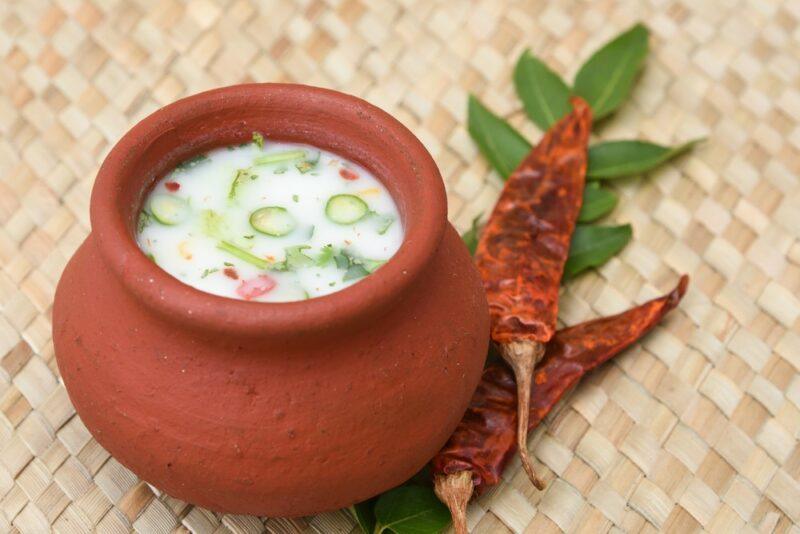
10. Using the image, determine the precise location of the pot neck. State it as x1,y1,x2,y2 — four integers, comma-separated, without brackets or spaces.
90,84,447,339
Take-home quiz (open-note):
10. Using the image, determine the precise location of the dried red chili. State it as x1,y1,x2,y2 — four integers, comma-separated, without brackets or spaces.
433,276,688,533
474,97,592,487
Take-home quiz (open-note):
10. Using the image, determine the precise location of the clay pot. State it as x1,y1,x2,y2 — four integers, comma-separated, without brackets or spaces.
53,84,489,516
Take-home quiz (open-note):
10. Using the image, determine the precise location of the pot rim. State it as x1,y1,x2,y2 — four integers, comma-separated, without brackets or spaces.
90,83,447,337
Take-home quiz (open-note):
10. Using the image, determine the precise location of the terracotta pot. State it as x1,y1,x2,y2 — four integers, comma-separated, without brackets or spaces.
52,83,489,516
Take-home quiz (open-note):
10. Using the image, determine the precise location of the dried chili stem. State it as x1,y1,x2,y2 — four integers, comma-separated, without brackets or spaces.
499,340,546,490
431,276,689,523
434,471,472,534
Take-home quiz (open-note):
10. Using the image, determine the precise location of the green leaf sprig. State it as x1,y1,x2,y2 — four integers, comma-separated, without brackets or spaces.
348,23,704,534
465,22,702,277
352,485,450,534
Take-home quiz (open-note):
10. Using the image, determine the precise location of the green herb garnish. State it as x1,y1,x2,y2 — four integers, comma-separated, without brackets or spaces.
316,244,334,266
137,210,152,233
284,245,314,269
201,268,218,278
217,241,270,270
334,251,351,270
343,264,369,281
375,214,395,235
252,131,264,149
200,209,226,239
175,154,209,171
292,194,299,202
274,167,287,174
295,161,314,173
254,150,306,166
229,168,257,199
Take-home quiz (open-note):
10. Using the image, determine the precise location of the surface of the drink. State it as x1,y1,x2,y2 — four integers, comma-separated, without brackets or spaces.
136,136,403,302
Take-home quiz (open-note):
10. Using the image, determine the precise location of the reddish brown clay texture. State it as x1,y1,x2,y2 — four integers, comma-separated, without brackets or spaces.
475,98,592,345
52,84,490,517
432,275,688,493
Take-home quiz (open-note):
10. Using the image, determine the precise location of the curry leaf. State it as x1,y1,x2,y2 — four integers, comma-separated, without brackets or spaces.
467,95,531,178
351,499,378,534
374,485,450,534
513,50,572,131
587,139,702,179
460,215,483,255
564,224,632,279
573,24,649,119
578,183,618,222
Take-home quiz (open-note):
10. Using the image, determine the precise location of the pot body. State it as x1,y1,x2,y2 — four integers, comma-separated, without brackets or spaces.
52,83,489,516
54,223,488,516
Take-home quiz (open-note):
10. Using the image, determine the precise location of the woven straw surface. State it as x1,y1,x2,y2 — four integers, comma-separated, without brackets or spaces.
1,0,799,532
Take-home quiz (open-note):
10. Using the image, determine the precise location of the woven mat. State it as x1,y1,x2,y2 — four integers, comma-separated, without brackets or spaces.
1,0,799,532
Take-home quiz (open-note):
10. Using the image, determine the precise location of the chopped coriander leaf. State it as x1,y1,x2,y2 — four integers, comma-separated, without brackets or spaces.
274,167,287,174
200,209,226,239
146,253,156,263
224,262,234,267
175,154,209,171
296,161,315,173
334,252,351,270
343,264,369,281
243,235,254,239
137,210,152,233
376,214,395,235
201,268,218,278
292,194,299,202
362,259,386,272
268,245,314,272
229,168,257,199
252,131,264,149
329,282,336,287
285,245,314,269
316,244,334,266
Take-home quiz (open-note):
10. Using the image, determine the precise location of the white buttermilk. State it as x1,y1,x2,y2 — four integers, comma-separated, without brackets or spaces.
136,139,403,302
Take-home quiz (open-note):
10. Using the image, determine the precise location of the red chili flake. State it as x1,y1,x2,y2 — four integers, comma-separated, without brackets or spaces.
432,276,688,533
223,267,239,280
165,182,180,191
473,97,592,488
339,168,359,180
236,275,276,300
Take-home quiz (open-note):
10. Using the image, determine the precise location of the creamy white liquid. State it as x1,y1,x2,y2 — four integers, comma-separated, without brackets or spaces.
136,138,403,302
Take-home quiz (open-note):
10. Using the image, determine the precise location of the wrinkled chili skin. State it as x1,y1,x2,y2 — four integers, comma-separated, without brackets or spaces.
432,276,688,494
475,98,592,344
